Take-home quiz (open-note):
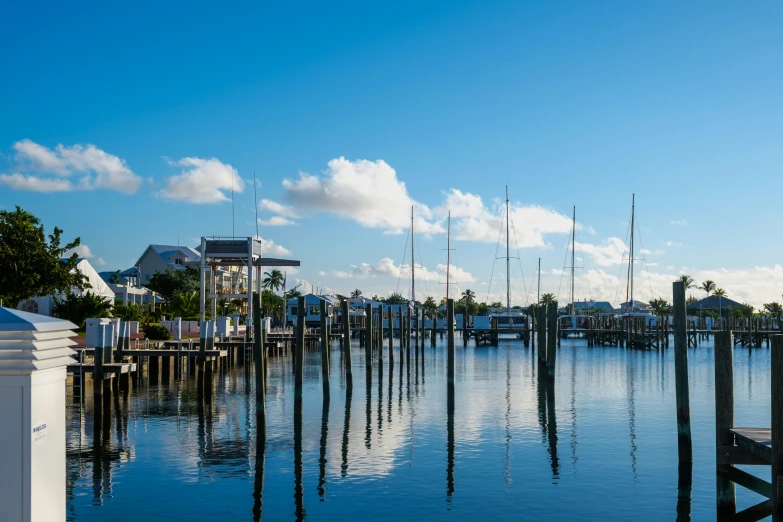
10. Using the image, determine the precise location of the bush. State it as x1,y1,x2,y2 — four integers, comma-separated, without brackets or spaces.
144,324,171,341
52,292,113,330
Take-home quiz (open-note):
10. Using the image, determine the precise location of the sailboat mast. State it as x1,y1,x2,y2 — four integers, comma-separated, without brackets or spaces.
537,257,541,305
411,206,415,305
506,185,510,312
571,205,576,315
446,212,451,303
630,194,635,309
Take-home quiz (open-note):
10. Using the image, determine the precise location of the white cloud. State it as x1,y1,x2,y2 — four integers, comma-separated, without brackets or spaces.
670,220,687,226
1,139,142,193
317,270,327,276
337,257,474,283
666,241,683,247
159,157,243,203
0,173,73,192
640,248,665,255
282,157,443,234
65,244,104,265
257,216,296,226
254,236,291,257
259,199,299,219
437,188,575,246
575,237,627,266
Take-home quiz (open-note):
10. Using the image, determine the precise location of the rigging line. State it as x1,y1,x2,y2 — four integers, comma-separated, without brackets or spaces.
633,216,656,301
395,226,411,297
487,201,506,305
508,208,530,307
555,223,571,304
574,227,594,302
614,211,634,308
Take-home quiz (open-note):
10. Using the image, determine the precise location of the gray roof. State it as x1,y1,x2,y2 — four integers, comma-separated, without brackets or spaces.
688,294,743,310
135,244,201,267
573,301,615,312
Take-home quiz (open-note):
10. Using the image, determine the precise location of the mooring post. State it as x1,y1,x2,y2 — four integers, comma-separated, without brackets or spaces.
547,301,558,377
447,298,455,385
295,296,305,397
388,305,394,364
538,304,547,363
365,304,373,370
673,280,693,462
93,345,104,396
772,335,783,521
341,299,353,387
714,330,736,518
320,303,330,400
252,293,266,427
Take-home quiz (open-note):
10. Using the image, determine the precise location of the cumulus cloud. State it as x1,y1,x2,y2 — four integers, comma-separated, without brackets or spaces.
666,241,683,247
0,139,142,193
333,257,474,283
282,157,443,234
575,237,627,266
254,236,291,257
159,157,243,203
670,220,687,226
257,216,296,226
65,244,104,265
259,198,299,219
437,188,575,246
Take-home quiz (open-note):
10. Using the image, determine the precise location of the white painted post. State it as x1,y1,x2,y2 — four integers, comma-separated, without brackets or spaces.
173,317,182,341
0,308,77,522
247,237,254,341
199,237,207,323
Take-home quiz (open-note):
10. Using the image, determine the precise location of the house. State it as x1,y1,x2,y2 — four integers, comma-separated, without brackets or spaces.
132,244,244,293
286,294,341,326
617,300,649,313
17,258,115,316
688,294,743,311
572,301,616,314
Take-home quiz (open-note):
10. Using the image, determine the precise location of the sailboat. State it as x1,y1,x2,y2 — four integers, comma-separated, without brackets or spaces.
617,194,657,326
487,186,529,337
558,206,594,337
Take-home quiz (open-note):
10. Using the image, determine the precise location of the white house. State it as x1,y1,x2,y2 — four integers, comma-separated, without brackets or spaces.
132,244,243,292
17,258,115,316
286,294,341,326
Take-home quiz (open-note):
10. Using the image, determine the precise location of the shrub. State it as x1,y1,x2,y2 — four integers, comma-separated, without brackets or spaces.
144,324,171,341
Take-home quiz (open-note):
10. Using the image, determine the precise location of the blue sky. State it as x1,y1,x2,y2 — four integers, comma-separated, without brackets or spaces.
1,1,782,307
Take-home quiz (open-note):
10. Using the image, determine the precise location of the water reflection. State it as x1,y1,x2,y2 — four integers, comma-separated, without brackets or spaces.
252,429,265,521
293,398,305,521
676,461,693,521
536,363,559,480
341,386,352,477
318,396,329,500
446,383,455,505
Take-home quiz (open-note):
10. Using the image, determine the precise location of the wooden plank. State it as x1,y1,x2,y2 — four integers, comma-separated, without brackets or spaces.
718,446,770,466
731,428,772,463
719,466,772,499
723,499,773,522
772,334,783,520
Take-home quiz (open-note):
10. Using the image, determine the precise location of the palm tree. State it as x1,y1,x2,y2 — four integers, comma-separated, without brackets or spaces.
423,296,437,317
713,288,727,297
540,293,556,306
678,275,696,289
648,297,671,317
764,302,783,330
700,280,715,298
351,289,362,298
172,290,200,320
262,269,284,292
461,289,476,304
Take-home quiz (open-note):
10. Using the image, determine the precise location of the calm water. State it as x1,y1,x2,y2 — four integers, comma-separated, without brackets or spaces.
66,336,773,521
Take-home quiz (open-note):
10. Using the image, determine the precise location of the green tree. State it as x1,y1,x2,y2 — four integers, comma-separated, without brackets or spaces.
461,289,476,304
700,280,715,298
686,295,698,306
423,296,437,316
648,297,671,316
385,292,407,305
713,288,727,297
171,290,200,320
147,267,199,307
52,292,113,330
678,275,696,289
262,269,284,292
351,289,363,298
107,270,122,284
0,206,88,307
540,293,556,306
763,302,783,326
113,303,143,322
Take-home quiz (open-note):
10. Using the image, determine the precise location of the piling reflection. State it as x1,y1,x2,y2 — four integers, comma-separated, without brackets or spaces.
341,386,352,477
676,461,693,522
252,429,265,521
365,369,372,449
293,398,305,521
446,383,455,505
537,364,559,479
318,395,329,500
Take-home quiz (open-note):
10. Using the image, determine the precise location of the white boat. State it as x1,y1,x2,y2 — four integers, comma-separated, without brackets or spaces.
616,194,656,327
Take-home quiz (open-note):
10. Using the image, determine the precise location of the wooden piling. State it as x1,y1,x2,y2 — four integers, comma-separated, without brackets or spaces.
365,304,373,370
714,330,736,517
538,305,547,363
546,301,558,377
252,294,266,428
341,299,353,387
320,304,330,400
447,298,455,385
387,305,394,365
673,280,693,462
773,335,783,520
295,296,305,399
93,345,104,396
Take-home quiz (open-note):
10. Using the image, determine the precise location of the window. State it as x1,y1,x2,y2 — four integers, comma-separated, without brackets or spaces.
290,306,298,315
174,258,183,265
20,299,39,314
